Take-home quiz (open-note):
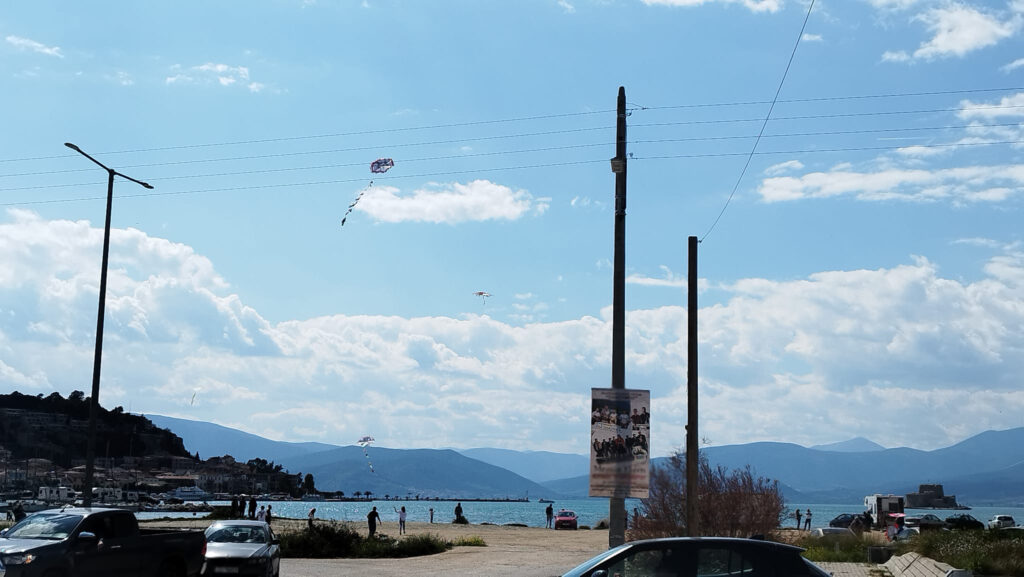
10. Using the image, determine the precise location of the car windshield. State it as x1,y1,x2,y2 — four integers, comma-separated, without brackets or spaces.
205,525,268,544
558,511,575,517
4,512,83,540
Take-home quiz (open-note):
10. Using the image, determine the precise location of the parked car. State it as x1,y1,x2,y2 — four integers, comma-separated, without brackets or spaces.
828,513,858,528
554,509,578,530
202,520,280,577
893,527,921,542
810,527,856,539
0,507,205,576
945,514,984,530
561,537,830,577
904,514,947,530
988,515,1016,530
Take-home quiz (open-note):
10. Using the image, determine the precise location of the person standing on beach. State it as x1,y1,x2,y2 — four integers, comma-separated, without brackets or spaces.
804,509,811,530
454,502,463,521
367,506,382,537
545,504,554,528
266,504,273,525
256,505,266,521
249,496,257,519
794,509,802,529
308,508,316,530
395,506,407,534
429,507,434,523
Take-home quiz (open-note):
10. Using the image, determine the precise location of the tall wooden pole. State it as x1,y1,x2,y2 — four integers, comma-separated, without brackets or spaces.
609,86,628,548
686,235,699,535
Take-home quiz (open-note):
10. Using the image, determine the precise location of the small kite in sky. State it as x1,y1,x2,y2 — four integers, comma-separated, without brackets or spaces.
370,158,395,173
473,291,492,304
357,435,376,473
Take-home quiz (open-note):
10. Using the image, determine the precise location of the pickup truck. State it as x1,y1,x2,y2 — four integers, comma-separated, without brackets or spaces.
0,507,206,577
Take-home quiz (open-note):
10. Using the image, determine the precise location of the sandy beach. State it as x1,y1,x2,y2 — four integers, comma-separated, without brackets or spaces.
143,517,611,576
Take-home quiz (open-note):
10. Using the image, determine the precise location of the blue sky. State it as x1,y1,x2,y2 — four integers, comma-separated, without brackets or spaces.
2,0,1023,458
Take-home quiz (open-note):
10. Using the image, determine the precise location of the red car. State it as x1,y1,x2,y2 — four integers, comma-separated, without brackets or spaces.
554,509,578,530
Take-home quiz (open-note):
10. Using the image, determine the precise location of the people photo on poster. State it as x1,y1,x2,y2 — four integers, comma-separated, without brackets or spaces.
589,388,650,499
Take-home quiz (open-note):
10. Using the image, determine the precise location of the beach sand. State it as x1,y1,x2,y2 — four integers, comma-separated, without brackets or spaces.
142,517,611,576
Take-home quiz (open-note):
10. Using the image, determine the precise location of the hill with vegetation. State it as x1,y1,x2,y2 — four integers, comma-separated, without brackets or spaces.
0,391,191,467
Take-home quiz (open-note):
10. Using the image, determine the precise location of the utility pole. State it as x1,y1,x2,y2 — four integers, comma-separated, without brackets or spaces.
64,143,153,508
686,235,699,535
609,86,628,548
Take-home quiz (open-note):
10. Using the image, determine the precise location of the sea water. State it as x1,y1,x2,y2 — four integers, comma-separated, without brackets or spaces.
200,500,1024,530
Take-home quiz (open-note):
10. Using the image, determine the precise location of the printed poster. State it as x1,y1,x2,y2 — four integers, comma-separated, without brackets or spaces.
589,388,650,498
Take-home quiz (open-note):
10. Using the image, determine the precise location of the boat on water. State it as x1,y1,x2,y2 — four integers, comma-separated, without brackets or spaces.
169,486,211,501
538,498,554,503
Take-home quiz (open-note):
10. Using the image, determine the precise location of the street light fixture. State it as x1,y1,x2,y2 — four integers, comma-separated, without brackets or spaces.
64,142,153,508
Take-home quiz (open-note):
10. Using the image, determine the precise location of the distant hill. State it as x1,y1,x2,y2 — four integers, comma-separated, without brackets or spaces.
147,415,340,464
457,448,589,483
149,415,1024,505
810,437,886,453
285,446,558,499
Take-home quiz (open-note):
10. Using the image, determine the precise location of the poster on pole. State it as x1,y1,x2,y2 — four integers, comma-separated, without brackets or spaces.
589,388,650,498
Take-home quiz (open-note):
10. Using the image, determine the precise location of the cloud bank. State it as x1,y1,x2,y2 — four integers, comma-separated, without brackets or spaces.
2,210,1022,454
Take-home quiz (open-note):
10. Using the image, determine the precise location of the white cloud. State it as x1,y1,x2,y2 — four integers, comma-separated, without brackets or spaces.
357,180,549,224
801,33,822,42
758,164,1024,204
764,160,804,176
881,50,911,62
1003,57,1024,72
166,63,264,91
640,0,782,13
5,35,64,58
558,0,576,13
958,92,1024,120
911,5,1020,60
3,213,1024,452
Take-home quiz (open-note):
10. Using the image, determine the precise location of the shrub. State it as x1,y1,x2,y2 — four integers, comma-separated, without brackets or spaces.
452,535,487,547
895,529,1024,577
795,534,870,562
629,449,785,540
204,506,237,521
453,515,469,524
358,533,451,558
279,522,362,558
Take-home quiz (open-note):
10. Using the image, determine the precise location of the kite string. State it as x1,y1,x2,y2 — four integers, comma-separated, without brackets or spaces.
340,179,372,227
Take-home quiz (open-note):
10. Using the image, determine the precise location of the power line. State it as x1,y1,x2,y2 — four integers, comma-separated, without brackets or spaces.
1,86,1021,166
700,0,816,243
5,137,1021,204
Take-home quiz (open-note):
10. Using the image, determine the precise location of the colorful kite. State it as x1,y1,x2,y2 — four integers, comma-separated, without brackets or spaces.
370,158,395,173
473,291,492,304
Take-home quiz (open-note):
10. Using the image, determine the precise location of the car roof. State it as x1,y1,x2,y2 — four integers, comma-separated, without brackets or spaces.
617,537,804,553
208,520,271,528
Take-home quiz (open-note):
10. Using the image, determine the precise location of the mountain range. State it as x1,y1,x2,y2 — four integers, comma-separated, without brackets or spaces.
147,415,1024,505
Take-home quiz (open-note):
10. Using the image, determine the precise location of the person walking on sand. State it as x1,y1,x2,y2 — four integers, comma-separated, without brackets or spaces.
545,503,554,528
804,509,811,530
308,507,316,530
367,506,382,537
394,506,407,535
794,509,802,529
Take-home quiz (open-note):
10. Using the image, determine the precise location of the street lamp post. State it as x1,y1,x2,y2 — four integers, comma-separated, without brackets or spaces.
64,142,153,508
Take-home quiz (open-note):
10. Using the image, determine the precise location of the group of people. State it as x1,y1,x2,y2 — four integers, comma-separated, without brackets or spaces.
365,503,458,537
794,508,813,530
593,430,649,463
228,495,271,524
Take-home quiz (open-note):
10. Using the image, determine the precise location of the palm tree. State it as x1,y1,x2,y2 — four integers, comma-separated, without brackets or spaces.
365,490,373,500
354,491,362,499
